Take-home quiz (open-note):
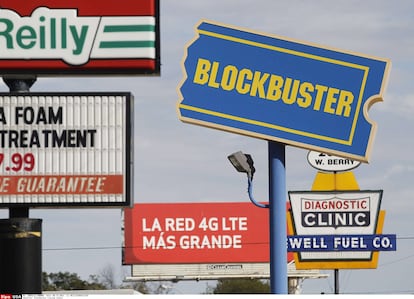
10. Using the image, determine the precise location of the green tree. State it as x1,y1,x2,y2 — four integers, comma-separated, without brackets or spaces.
42,271,107,291
212,278,270,294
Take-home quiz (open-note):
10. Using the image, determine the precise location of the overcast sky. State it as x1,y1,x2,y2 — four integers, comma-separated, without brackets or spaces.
1,0,414,294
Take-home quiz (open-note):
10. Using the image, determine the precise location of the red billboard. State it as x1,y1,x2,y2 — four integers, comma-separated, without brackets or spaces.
124,202,293,264
0,0,159,75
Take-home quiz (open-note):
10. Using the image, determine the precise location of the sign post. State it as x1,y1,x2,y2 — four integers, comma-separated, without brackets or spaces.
0,218,42,294
0,77,42,294
268,142,287,293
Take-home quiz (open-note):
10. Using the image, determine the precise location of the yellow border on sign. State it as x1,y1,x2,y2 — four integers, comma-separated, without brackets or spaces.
196,28,370,147
180,104,355,145
287,210,385,269
180,22,371,145
176,19,392,162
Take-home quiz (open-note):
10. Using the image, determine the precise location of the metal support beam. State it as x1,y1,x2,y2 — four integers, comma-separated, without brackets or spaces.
268,141,287,293
0,76,42,295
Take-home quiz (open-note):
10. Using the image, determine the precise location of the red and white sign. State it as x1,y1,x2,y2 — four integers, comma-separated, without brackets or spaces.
124,202,293,264
0,92,132,207
0,0,159,75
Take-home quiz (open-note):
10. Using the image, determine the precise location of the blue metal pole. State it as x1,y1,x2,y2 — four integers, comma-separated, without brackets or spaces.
268,141,287,294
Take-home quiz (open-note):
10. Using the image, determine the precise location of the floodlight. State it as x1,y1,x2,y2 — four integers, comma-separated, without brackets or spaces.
227,151,255,180
228,151,267,209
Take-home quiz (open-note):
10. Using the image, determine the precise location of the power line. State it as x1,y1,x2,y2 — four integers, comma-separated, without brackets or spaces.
43,246,121,251
379,252,414,267
43,235,414,252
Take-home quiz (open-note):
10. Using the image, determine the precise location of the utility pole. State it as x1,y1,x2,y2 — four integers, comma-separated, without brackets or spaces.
0,76,42,295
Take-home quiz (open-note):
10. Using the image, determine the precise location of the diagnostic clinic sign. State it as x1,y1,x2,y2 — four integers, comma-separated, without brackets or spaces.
123,202,293,264
0,0,160,75
177,20,391,162
287,190,397,269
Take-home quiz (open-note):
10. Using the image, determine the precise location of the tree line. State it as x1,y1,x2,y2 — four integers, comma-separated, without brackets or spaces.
42,270,270,294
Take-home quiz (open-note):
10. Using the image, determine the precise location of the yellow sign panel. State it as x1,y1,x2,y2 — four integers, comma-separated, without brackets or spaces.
311,171,359,191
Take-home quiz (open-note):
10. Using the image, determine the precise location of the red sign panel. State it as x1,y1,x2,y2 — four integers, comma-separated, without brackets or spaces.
0,0,159,75
124,202,293,264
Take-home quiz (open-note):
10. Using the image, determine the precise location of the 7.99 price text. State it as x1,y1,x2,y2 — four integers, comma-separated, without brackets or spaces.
0,153,35,172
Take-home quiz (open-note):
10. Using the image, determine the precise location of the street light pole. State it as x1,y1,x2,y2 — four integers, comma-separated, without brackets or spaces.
228,143,288,294
268,141,287,294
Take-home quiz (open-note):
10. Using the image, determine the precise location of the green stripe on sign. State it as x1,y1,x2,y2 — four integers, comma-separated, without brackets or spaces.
99,41,155,48
103,25,155,32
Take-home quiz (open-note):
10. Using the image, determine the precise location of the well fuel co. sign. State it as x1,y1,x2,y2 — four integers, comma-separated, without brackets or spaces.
0,0,159,75
177,20,390,161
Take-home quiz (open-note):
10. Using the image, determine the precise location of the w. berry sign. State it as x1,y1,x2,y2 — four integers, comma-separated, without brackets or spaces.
0,0,160,75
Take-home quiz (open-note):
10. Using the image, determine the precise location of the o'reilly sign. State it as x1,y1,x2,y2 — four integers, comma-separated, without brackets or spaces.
0,0,159,75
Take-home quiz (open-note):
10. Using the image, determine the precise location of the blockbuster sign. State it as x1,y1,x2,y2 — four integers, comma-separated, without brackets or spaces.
0,0,160,75
177,20,391,161
0,93,132,207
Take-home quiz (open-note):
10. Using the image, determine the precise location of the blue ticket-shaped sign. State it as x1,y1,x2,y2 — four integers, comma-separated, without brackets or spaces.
177,20,391,161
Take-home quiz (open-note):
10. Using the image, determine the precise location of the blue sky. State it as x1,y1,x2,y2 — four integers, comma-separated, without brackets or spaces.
1,0,414,294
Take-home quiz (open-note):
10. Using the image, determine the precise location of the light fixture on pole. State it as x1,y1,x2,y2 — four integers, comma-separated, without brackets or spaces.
227,151,268,209
227,151,255,180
